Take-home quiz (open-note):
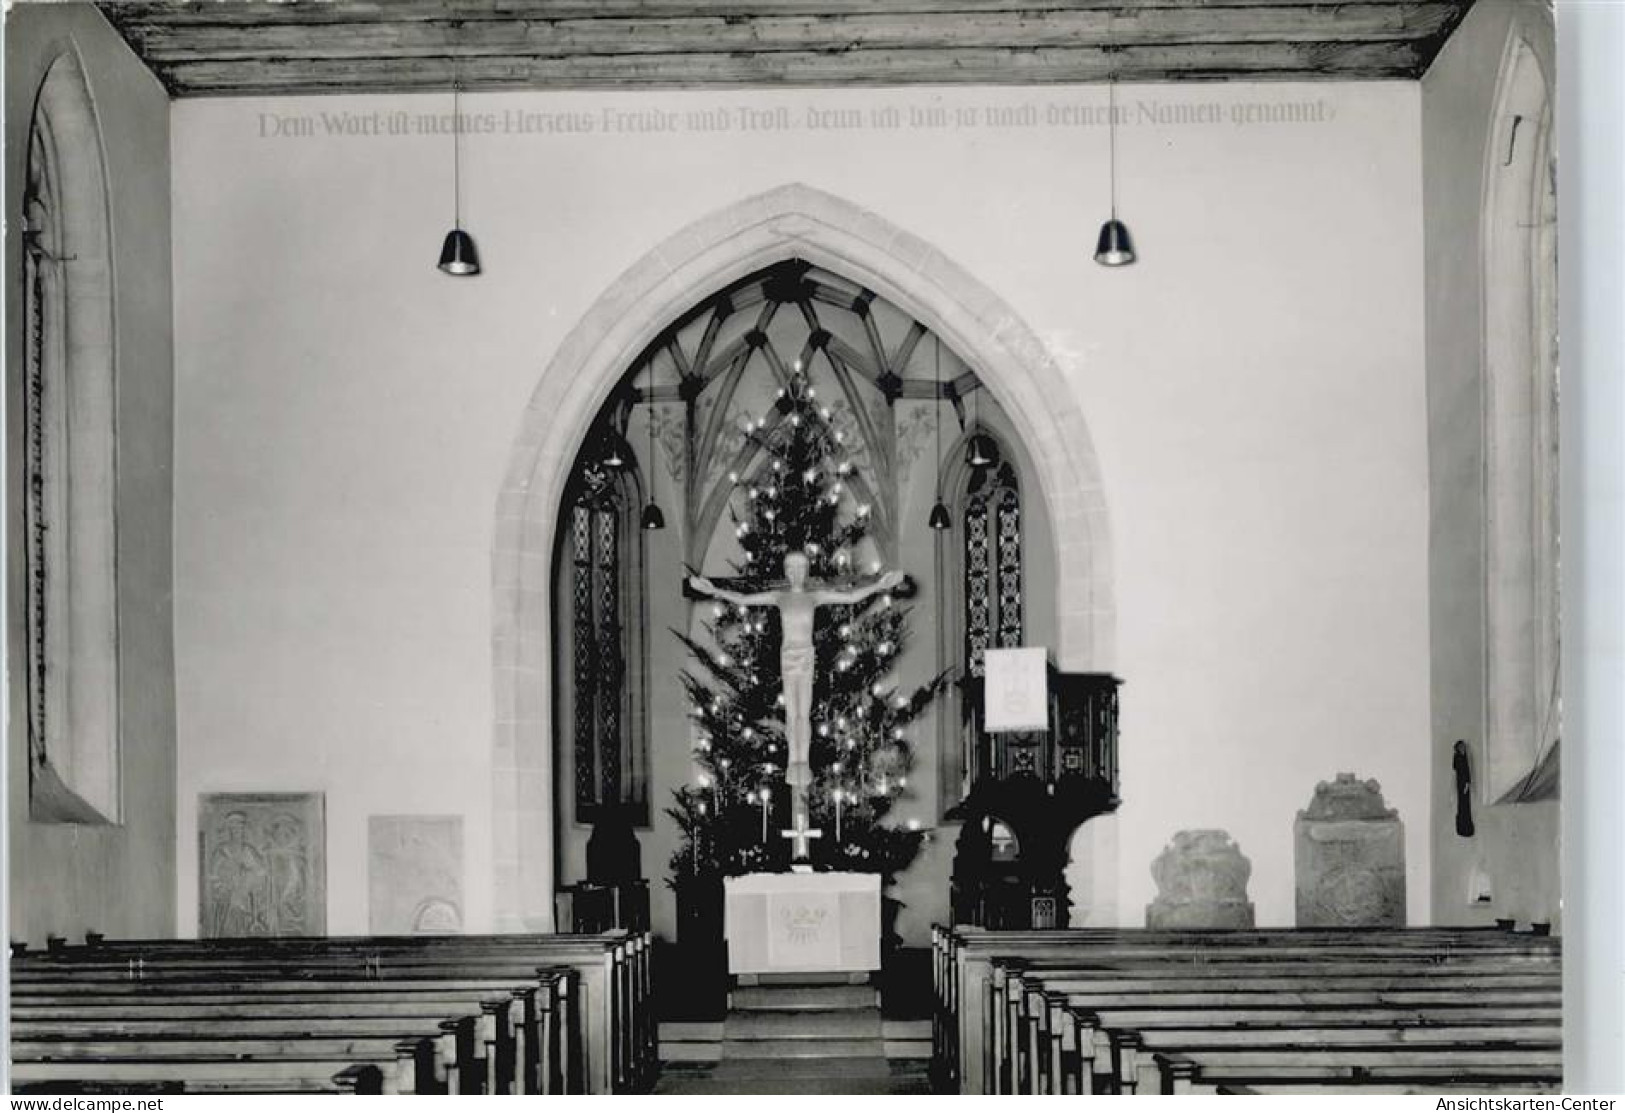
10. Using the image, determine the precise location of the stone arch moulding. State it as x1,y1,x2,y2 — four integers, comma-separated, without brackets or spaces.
1479,28,1558,804
490,182,1115,930
24,45,121,825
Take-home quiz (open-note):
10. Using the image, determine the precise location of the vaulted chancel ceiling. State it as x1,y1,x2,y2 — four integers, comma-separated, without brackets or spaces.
596,259,982,567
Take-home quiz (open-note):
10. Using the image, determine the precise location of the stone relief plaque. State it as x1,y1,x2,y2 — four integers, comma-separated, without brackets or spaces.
199,792,325,937
369,815,464,934
1294,773,1406,927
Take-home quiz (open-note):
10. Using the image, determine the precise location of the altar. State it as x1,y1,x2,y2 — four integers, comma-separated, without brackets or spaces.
724,872,881,976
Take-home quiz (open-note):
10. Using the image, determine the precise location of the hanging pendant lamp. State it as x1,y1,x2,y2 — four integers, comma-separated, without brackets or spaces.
929,337,952,530
964,382,998,470
1094,76,1137,268
437,72,481,276
641,387,666,531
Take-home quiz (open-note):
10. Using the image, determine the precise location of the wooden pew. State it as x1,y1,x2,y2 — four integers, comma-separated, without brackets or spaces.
939,924,1557,1086
999,953,1559,1083
13,930,652,1094
1151,1047,1564,1095
988,953,1557,1092
1115,1026,1561,1094
1045,1000,1563,1095
10,1034,435,1095
929,922,1556,1090
9,977,573,1096
41,930,655,1092
1010,966,1559,1095
932,924,1561,1095
12,970,561,1094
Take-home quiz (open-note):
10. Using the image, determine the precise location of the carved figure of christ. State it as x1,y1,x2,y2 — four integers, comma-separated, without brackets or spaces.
689,553,904,790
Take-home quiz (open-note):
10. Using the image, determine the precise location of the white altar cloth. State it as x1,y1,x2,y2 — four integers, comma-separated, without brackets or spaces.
724,871,881,975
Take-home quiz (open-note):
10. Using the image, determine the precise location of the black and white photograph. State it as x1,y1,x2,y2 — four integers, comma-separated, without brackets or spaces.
4,0,1621,1098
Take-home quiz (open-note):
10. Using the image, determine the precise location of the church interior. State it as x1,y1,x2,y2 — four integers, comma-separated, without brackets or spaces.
6,0,1592,1096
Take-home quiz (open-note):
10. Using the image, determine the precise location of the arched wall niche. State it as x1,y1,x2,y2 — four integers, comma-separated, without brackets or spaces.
491,183,1113,929
21,46,120,825
1480,29,1559,803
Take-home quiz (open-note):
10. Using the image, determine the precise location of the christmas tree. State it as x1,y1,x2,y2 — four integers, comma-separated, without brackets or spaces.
668,376,941,888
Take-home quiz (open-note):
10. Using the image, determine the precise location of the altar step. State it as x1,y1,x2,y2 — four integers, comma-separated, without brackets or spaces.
730,983,876,1010
722,979,888,1068
660,1019,930,1062
657,980,931,1092
725,1008,881,1040
657,1059,931,1094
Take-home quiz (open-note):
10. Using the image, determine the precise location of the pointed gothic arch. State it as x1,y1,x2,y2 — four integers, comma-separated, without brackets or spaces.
21,47,119,825
1480,30,1559,802
491,183,1113,929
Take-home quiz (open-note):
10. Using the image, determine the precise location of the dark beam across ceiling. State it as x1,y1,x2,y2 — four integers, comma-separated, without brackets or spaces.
94,1,1476,97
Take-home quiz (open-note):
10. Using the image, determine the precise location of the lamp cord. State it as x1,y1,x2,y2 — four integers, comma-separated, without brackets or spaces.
1108,77,1119,219
452,79,462,229
934,336,943,499
647,373,657,484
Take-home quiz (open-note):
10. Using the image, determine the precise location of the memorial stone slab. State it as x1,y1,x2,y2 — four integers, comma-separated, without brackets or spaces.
199,792,325,938
368,815,464,934
1295,772,1406,927
1144,829,1255,929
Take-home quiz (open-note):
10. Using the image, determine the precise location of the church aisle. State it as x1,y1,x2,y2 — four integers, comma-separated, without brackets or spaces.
653,980,933,1095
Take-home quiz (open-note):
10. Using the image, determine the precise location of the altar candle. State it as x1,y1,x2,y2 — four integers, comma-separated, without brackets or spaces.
834,790,843,843
759,788,770,842
695,802,707,869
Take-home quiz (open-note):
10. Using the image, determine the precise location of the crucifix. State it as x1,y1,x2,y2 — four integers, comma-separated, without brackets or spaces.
689,552,902,864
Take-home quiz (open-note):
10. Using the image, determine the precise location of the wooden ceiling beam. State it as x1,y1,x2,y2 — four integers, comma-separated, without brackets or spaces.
98,1,1452,27
97,2,1471,97
145,39,1429,96
111,6,1461,63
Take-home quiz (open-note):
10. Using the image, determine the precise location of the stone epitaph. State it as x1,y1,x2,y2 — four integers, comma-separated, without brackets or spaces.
1295,773,1406,927
368,815,464,934
199,792,325,938
1145,829,1255,929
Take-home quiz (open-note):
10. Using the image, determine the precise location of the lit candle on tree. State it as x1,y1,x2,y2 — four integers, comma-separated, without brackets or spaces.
832,761,845,842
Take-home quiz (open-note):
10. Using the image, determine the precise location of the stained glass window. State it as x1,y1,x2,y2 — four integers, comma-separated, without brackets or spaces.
570,463,646,821
963,458,1023,677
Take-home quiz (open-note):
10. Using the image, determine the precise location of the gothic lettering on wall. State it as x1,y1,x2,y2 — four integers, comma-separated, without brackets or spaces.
368,815,464,934
198,793,326,937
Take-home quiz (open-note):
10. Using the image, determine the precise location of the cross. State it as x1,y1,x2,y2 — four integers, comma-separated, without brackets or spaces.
780,819,823,861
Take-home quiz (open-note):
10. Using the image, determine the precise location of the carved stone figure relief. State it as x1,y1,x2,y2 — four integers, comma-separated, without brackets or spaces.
199,793,325,937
